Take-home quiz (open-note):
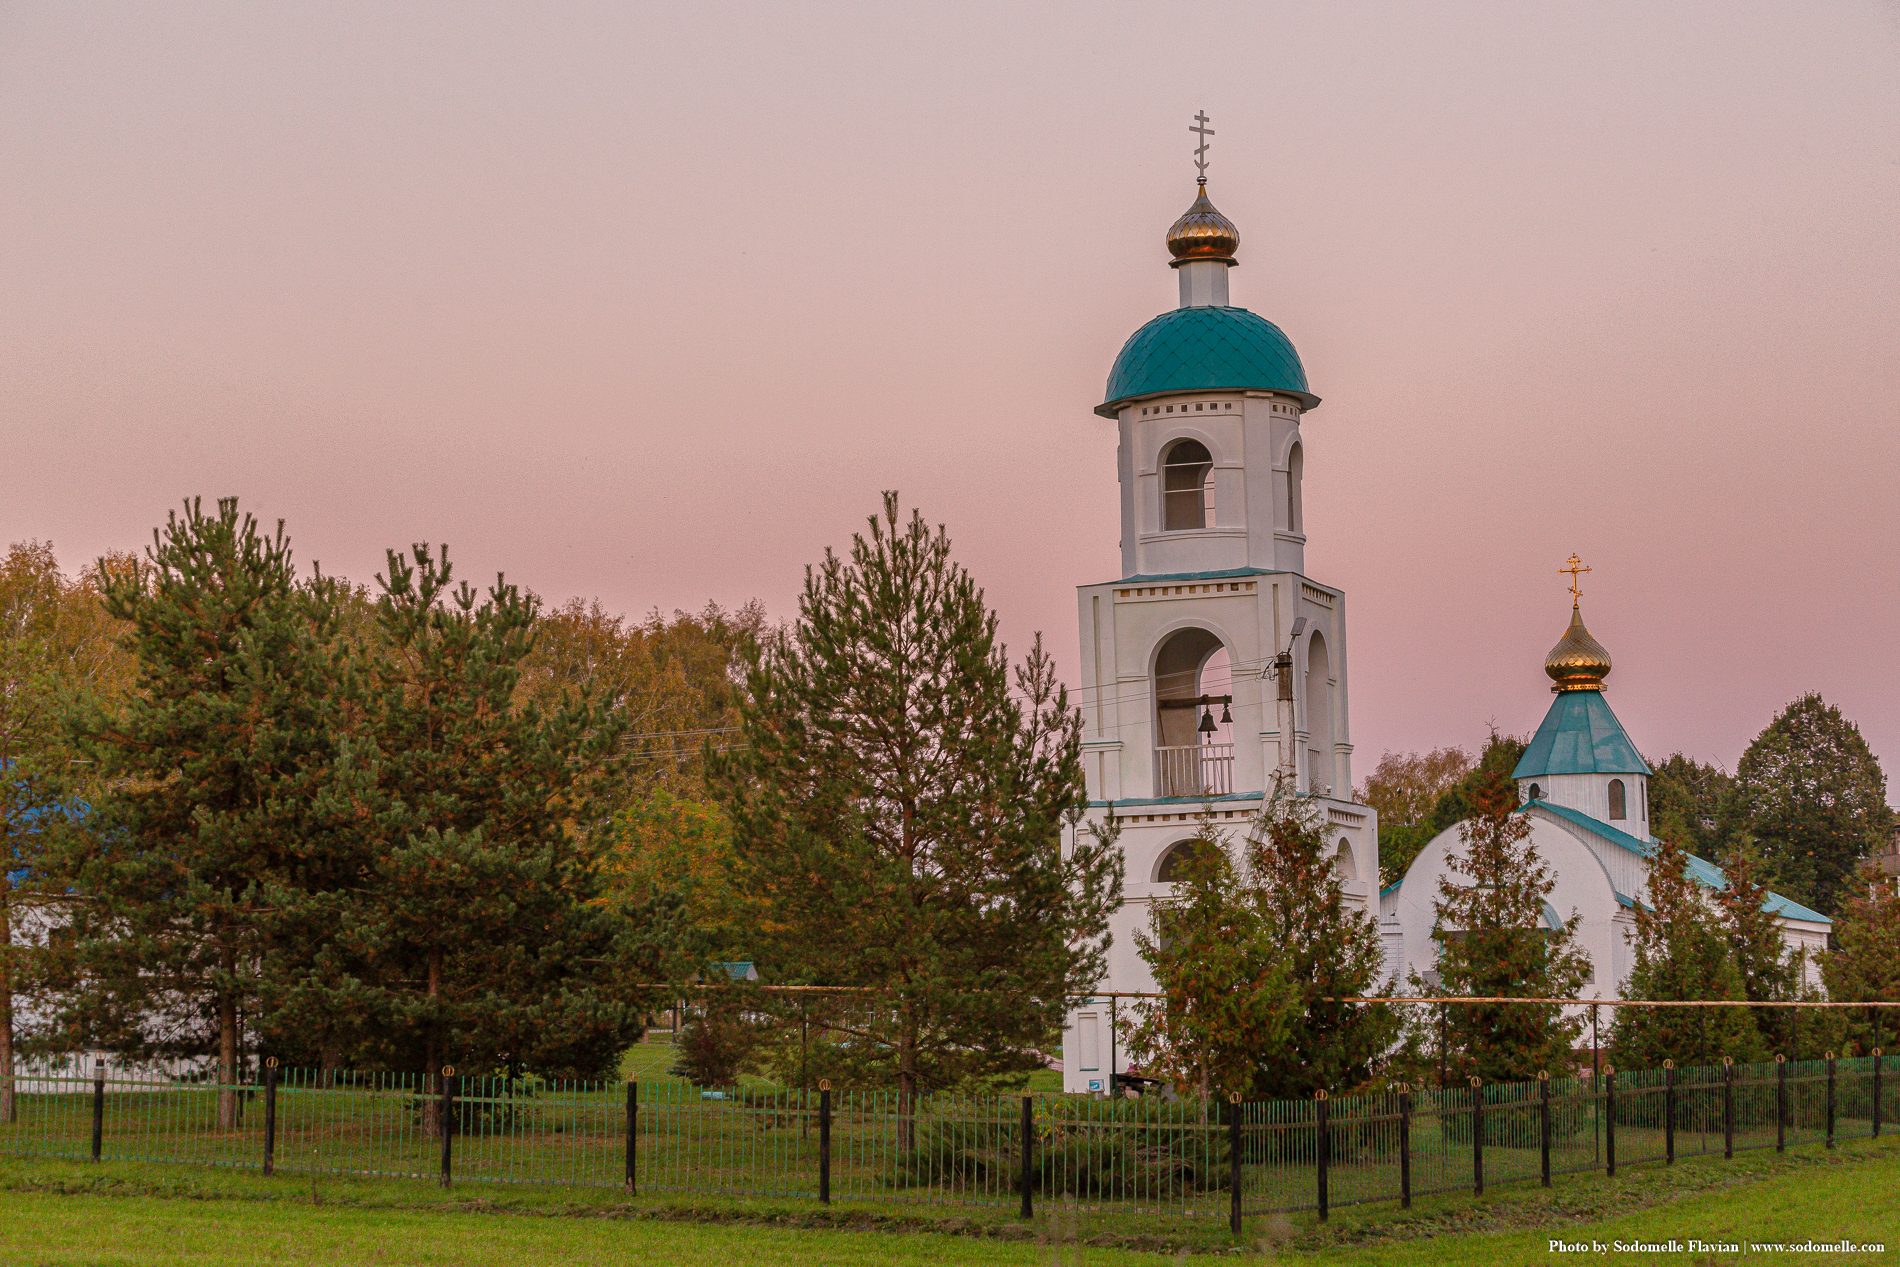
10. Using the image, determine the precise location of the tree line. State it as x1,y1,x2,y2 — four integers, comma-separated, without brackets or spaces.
0,494,1119,1131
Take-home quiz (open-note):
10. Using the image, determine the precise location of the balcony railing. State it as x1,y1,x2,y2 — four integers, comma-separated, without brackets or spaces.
1155,743,1234,798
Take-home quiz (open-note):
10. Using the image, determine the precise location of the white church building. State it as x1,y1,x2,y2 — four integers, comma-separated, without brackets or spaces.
1059,177,1384,1094
1380,595,1831,1000
1059,160,1830,1095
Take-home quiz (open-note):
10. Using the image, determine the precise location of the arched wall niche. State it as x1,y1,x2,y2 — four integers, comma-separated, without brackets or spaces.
1286,442,1304,535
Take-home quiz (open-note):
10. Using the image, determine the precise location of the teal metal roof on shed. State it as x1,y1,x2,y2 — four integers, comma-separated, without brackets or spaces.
1097,307,1315,417
1512,690,1651,780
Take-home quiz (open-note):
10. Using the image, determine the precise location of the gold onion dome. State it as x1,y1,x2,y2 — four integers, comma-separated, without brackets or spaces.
1167,183,1239,263
1545,603,1612,692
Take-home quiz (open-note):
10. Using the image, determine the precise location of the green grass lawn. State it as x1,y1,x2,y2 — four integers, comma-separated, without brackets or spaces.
1,1139,1896,1264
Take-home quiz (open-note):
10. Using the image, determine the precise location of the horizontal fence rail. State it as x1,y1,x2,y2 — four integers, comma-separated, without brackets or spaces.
0,1053,1890,1229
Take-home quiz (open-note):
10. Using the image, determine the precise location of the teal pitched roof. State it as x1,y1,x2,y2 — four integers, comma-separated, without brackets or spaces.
1097,306,1316,418
1513,690,1651,780
1530,801,1830,926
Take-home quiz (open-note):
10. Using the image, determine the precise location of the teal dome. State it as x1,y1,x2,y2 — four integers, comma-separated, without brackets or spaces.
1097,306,1316,418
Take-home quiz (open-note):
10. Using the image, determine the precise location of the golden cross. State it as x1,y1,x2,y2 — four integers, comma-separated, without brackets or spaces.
1560,554,1590,601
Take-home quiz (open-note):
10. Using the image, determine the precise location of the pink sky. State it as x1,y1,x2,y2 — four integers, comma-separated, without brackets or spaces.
4,2,1897,798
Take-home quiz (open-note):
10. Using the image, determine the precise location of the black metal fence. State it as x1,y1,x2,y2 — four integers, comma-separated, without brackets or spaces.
1,1053,1890,1232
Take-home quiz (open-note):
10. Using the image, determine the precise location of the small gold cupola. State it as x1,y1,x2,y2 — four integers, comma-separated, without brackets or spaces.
1166,183,1240,265
1545,554,1611,692
1545,604,1612,692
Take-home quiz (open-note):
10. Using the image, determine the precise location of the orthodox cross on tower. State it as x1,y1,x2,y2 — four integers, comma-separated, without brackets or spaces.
1560,554,1591,601
1190,111,1214,183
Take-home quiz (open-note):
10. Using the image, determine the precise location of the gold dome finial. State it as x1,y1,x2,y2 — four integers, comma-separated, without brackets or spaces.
1167,185,1240,264
1545,557,1611,691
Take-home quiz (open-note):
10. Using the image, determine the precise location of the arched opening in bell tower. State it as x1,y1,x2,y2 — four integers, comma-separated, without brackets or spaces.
1153,627,1234,797
1304,631,1334,794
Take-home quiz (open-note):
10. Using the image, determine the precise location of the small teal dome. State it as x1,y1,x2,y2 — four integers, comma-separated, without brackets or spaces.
1097,306,1316,418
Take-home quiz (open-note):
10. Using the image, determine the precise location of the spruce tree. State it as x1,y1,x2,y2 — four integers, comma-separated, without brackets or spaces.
714,494,1120,1128
1711,840,1803,1053
67,500,343,1126
1821,860,1900,1057
1608,835,1761,1069
1124,822,1295,1103
1244,784,1401,1097
264,544,665,1097
1421,768,1591,1082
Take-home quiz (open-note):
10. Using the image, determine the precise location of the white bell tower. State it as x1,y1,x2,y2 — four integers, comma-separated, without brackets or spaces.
1060,150,1388,1094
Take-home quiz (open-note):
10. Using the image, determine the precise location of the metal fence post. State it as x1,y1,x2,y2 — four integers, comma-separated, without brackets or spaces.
1723,1058,1734,1160
819,1082,832,1205
1315,1092,1329,1223
438,1067,455,1189
1228,1091,1243,1237
1539,1071,1551,1188
1469,1076,1483,1196
1775,1055,1787,1153
1826,1052,1837,1150
1874,1048,1884,1139
263,1060,278,1177
1663,1061,1674,1165
1604,1067,1616,1178
90,1059,105,1163
1019,1094,1033,1220
625,1081,637,1195
1398,1085,1412,1210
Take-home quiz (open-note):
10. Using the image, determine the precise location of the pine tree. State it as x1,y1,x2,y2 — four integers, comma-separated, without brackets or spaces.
1821,860,1900,1057
1608,835,1762,1069
66,500,343,1126
1421,767,1591,1082
1123,822,1295,1103
264,544,664,1101
713,494,1120,1132
1727,694,1891,918
1244,784,1401,1097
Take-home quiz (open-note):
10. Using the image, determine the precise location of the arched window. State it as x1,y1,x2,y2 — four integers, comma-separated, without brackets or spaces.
1527,783,1543,802
1608,778,1627,820
1333,840,1356,883
1285,442,1304,535
1162,439,1214,530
